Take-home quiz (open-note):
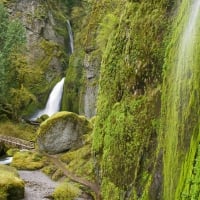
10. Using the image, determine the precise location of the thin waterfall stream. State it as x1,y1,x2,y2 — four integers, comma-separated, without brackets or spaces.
67,20,74,54
162,0,200,199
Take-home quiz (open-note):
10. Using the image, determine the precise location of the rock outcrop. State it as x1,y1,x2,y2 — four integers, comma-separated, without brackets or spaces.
37,112,92,154
8,0,67,81
82,53,100,118
4,0,69,115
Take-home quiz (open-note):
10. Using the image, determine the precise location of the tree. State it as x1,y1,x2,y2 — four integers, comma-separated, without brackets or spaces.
0,3,32,120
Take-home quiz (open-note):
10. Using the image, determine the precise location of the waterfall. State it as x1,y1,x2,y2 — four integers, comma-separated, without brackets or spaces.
67,20,74,54
162,0,200,199
31,78,65,120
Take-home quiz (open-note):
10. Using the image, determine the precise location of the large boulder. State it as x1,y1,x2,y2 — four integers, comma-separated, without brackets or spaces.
37,112,92,154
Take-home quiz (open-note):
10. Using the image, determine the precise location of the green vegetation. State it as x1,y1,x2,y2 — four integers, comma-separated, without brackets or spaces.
60,133,94,180
0,3,28,120
41,131,94,197
161,0,200,199
1,1,200,200
0,165,24,200
37,111,92,138
53,181,81,200
0,0,69,120
92,1,171,199
0,121,36,141
11,151,45,170
62,52,84,113
180,142,200,199
42,165,64,181
6,148,19,157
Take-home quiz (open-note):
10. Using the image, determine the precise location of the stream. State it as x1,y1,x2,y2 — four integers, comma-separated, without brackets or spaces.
0,156,13,165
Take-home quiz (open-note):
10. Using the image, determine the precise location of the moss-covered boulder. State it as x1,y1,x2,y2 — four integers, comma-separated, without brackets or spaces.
37,111,92,154
11,151,45,170
53,181,81,200
0,165,24,200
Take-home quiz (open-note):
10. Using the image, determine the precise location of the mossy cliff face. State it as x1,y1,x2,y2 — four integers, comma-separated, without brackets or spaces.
37,111,92,154
4,0,68,115
61,0,99,117
79,1,107,118
80,1,126,118
9,0,67,78
62,1,119,117
161,0,200,199
92,0,171,199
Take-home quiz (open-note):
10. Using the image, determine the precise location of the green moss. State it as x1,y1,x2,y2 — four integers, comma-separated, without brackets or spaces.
0,165,24,200
52,169,64,181
61,0,100,114
61,51,84,113
6,148,19,156
41,131,94,184
35,114,49,123
37,111,92,138
101,178,122,200
42,164,64,181
33,4,46,20
60,132,94,181
0,121,36,142
61,145,94,180
11,151,45,170
38,39,65,71
42,161,64,181
0,1,68,119
47,0,67,23
53,181,81,200
0,0,69,119
176,135,200,199
91,1,170,199
161,0,200,199
42,164,57,177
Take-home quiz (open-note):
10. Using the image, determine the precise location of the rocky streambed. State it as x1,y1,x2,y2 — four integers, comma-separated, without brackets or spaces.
19,170,59,200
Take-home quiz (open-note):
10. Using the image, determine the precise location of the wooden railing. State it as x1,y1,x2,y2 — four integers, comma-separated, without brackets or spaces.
0,135,34,150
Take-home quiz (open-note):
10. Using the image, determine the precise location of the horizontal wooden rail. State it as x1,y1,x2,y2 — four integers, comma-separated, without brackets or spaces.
0,135,34,150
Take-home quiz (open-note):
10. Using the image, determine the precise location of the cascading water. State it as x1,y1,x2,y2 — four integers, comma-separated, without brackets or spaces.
67,20,74,54
31,78,65,120
31,21,74,121
0,157,13,165
162,0,200,199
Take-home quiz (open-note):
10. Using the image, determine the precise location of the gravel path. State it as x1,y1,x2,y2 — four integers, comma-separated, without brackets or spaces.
19,170,59,200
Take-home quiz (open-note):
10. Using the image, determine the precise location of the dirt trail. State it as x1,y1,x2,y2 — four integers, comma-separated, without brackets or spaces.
19,170,58,200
